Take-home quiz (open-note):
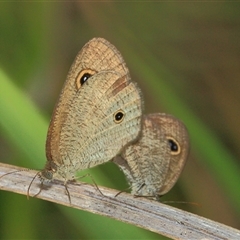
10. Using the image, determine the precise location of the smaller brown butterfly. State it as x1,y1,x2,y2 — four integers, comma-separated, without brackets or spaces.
113,113,189,200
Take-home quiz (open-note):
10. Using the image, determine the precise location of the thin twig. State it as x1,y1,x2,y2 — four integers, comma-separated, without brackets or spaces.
0,163,239,240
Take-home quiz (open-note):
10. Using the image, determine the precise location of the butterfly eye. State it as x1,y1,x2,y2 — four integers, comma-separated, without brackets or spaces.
167,137,181,155
76,69,96,90
114,110,125,123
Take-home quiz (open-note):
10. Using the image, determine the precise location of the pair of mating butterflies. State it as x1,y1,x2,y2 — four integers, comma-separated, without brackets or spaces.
42,38,189,199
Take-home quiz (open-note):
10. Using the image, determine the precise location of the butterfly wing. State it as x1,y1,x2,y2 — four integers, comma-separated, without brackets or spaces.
114,113,189,198
44,38,143,180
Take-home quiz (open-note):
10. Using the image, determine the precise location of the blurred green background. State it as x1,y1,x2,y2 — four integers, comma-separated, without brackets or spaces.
0,2,240,239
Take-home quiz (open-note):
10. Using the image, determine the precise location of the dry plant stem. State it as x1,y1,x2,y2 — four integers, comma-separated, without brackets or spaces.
0,163,239,240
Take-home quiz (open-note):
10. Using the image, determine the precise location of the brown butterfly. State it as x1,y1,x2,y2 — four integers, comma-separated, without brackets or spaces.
113,113,189,199
41,38,143,184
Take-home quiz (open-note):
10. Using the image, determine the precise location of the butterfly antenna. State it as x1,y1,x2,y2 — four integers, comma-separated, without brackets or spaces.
0,168,32,179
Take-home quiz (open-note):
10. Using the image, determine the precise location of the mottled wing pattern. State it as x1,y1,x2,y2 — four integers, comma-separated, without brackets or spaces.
43,38,143,181
114,113,189,199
